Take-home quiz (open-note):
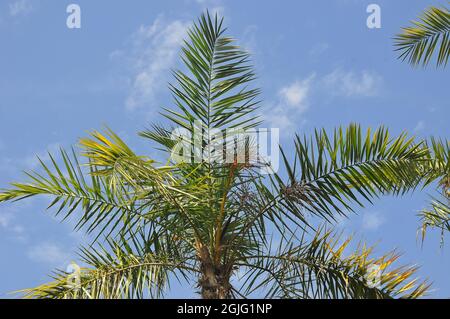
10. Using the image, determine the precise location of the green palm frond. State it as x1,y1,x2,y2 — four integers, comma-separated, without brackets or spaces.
422,138,450,187
420,138,450,245
238,230,430,299
394,5,450,67
245,124,428,234
1,12,445,299
0,147,141,238
20,236,197,299
0,130,197,241
141,12,261,153
420,196,450,245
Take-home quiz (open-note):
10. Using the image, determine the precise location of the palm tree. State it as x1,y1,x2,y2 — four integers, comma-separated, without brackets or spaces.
394,4,450,67
0,12,447,299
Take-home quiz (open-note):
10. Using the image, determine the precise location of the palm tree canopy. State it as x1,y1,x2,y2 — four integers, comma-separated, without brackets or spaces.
394,4,450,67
0,12,448,299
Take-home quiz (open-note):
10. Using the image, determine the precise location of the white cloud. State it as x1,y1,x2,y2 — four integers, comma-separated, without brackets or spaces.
362,212,385,231
22,142,61,169
0,208,27,241
0,143,60,174
414,120,426,132
0,212,12,228
262,67,384,132
9,0,33,17
27,242,71,266
123,16,190,111
323,68,382,97
278,77,313,112
264,76,314,130
240,25,258,53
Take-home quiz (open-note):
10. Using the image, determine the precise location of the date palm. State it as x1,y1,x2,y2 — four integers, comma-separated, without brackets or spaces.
0,13,446,299
395,4,450,67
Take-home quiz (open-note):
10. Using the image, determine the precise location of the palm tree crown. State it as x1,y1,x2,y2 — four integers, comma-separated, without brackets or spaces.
1,12,449,299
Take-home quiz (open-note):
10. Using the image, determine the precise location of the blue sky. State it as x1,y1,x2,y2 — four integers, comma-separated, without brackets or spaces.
0,0,449,298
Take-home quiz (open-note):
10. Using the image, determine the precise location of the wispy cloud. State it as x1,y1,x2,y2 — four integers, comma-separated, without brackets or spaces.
119,16,189,111
0,142,61,175
362,211,385,231
240,25,258,53
0,212,12,228
279,78,313,112
22,142,61,169
9,0,33,17
264,76,314,130
414,120,426,132
27,242,71,267
323,68,383,97
0,207,27,241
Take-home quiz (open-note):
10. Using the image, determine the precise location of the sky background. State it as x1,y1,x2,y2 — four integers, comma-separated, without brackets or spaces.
0,0,449,298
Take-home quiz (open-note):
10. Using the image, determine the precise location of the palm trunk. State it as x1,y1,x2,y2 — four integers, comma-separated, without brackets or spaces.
198,246,232,299
199,264,232,299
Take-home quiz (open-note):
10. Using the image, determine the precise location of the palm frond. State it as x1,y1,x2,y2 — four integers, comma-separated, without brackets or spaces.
19,236,197,299
422,138,450,187
0,147,141,237
237,229,430,299
1,11,446,300
140,11,261,154
394,5,450,67
0,129,198,242
419,138,450,245
243,125,428,236
420,196,450,245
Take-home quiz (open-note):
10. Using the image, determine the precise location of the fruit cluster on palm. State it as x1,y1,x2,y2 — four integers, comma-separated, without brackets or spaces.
0,12,449,299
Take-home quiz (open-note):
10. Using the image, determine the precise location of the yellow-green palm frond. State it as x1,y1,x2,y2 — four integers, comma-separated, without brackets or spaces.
248,124,429,234
0,129,197,242
237,229,430,299
19,236,198,299
140,11,262,155
395,5,450,67
420,196,450,245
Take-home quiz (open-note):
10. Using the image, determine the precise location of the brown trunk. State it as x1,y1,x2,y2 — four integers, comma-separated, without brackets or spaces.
197,246,232,299
199,265,232,299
